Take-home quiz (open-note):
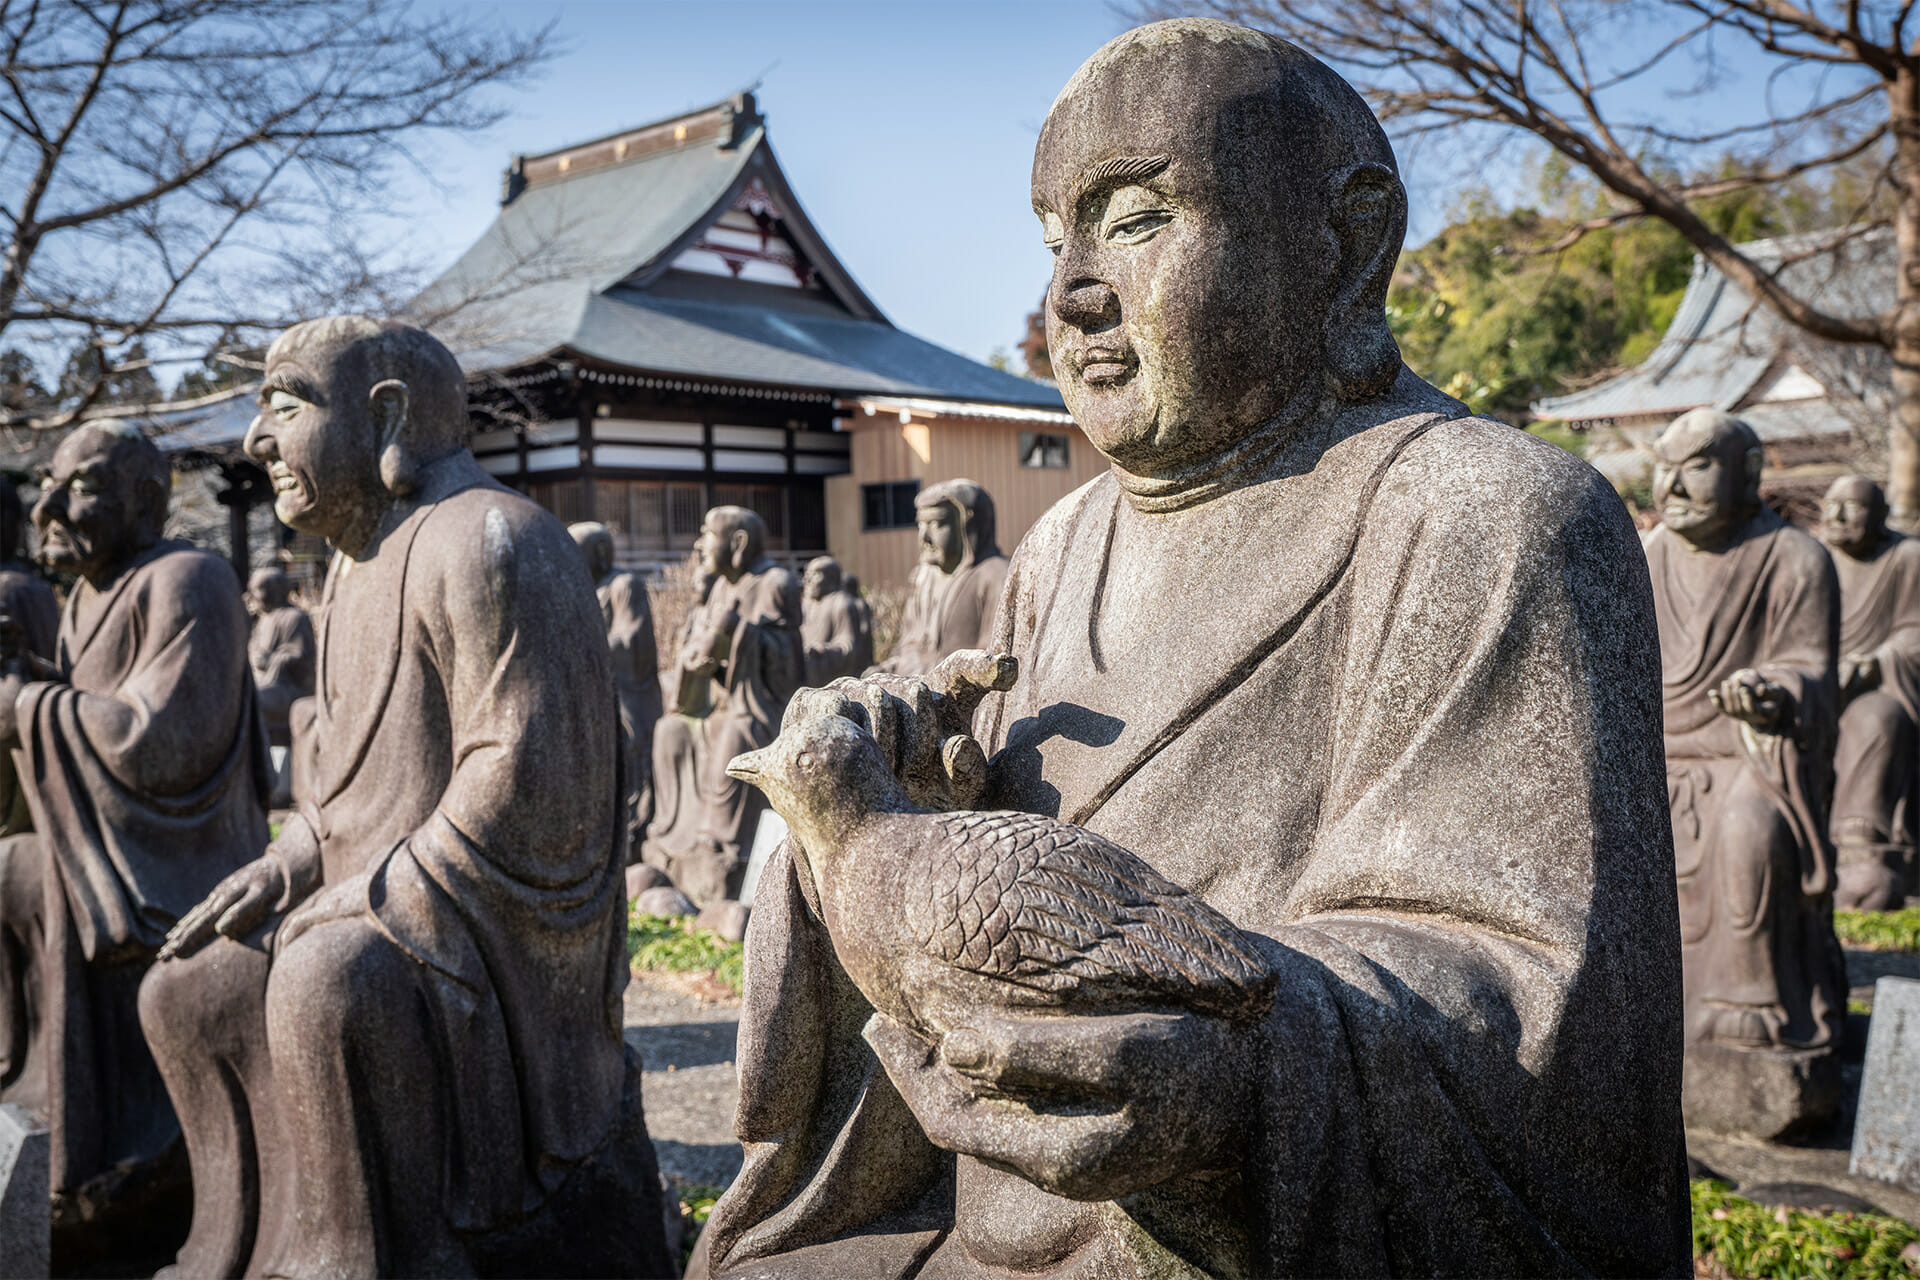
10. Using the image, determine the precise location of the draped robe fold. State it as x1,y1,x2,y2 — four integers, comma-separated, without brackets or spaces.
1829,535,1920,873
1645,514,1846,1053
248,604,315,748
803,589,870,687
0,542,268,1195
882,554,1008,676
600,569,663,845
139,455,637,1276
701,395,1690,1279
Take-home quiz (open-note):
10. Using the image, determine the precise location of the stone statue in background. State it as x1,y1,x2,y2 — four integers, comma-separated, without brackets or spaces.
1646,408,1846,1139
800,555,872,686
0,481,57,670
697,21,1688,1280
140,317,669,1277
245,567,315,752
1819,475,1920,910
0,423,269,1235
570,521,663,848
877,479,1007,675
640,507,802,905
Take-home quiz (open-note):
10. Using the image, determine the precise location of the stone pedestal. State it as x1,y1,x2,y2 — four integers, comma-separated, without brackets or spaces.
1682,1041,1840,1141
1852,977,1920,1190
0,1103,49,1279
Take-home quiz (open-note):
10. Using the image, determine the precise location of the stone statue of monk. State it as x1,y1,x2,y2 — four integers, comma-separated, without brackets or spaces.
695,20,1688,1279
139,317,669,1277
245,566,315,753
640,506,801,905
1645,408,1846,1138
570,520,663,847
876,479,1008,675
1820,475,1920,910
801,555,872,686
0,480,57,671
0,423,268,1232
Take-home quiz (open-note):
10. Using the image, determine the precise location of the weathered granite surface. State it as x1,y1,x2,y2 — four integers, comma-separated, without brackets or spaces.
0,423,269,1241
0,1102,48,1279
642,507,802,905
697,19,1690,1279
1820,476,1920,910
876,481,1006,677
1853,976,1920,1191
1647,409,1847,1140
140,317,670,1277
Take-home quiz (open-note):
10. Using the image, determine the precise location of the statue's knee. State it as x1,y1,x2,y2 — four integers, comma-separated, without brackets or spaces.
264,919,408,1045
140,948,231,1050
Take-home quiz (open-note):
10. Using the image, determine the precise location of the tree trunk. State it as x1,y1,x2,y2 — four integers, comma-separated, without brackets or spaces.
1888,70,1920,530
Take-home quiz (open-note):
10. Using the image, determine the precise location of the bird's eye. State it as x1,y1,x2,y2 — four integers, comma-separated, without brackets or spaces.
796,751,815,771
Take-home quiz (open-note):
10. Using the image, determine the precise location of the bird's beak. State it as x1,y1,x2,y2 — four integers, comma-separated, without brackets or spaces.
726,749,768,784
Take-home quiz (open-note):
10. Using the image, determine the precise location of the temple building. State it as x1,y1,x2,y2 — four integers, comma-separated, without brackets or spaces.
416,92,1091,583
1533,230,1892,522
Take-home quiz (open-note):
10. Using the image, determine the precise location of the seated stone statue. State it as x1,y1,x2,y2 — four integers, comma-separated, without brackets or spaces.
801,555,873,686
140,317,669,1277
0,481,60,837
570,521,664,847
876,479,1008,675
245,567,315,750
695,21,1688,1279
640,506,802,904
1819,475,1920,910
1646,408,1846,1137
0,423,268,1228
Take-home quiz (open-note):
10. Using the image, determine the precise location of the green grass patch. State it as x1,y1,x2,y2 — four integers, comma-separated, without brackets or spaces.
1692,1179,1919,1278
1851,997,1876,1017
1836,908,1920,953
628,911,744,995
672,1180,727,1271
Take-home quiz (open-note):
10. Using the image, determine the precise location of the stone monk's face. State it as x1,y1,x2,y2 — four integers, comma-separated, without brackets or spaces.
245,337,382,551
916,503,963,574
1821,478,1883,558
1654,432,1749,547
1032,44,1329,475
34,429,145,583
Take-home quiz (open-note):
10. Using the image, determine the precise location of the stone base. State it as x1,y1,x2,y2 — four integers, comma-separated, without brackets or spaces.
0,1104,48,1280
1683,1040,1840,1142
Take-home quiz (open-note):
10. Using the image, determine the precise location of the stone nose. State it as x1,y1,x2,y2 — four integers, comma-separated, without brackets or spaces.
1051,277,1119,332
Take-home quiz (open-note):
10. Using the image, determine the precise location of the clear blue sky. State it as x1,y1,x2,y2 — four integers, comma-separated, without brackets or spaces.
397,0,1135,370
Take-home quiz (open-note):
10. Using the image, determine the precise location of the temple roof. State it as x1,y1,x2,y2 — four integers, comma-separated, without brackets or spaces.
1531,229,1891,440
414,94,1063,412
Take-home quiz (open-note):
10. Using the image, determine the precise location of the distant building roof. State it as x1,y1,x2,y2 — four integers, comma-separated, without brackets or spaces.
1532,229,1891,441
413,93,1063,414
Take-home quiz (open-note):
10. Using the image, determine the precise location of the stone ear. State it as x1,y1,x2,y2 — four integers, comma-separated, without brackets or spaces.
369,379,419,497
1323,161,1407,403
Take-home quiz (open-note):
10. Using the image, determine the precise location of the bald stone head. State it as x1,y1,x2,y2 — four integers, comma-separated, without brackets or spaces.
915,479,1000,573
804,555,842,600
1034,18,1406,478
696,505,767,583
245,316,468,557
570,520,616,583
1653,408,1765,550
33,421,171,587
1821,475,1889,559
246,566,293,614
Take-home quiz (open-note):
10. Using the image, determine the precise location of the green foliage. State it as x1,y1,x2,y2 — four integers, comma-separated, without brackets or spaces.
1691,1179,1919,1279
628,911,744,994
1525,421,1586,458
675,1180,728,1269
1835,908,1920,953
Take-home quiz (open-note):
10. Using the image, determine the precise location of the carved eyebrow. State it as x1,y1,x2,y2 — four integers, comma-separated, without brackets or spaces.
260,368,322,406
1072,154,1173,207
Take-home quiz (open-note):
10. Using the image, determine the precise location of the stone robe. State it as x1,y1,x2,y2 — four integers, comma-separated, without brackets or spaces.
1829,536,1920,882
802,589,872,687
642,560,802,902
882,555,1008,676
701,396,1689,1278
0,560,59,836
248,603,316,748
600,569,663,845
140,455,663,1276
1645,513,1846,1056
0,542,268,1197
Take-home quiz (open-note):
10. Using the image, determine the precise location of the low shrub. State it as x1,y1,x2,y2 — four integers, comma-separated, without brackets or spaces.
1836,909,1920,953
1692,1179,1919,1279
628,911,744,995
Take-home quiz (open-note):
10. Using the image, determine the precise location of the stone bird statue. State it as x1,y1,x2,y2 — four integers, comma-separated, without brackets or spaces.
726,699,1275,1042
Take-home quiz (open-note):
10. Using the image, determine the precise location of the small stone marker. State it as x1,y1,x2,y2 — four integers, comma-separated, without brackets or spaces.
1852,976,1920,1190
0,1103,49,1279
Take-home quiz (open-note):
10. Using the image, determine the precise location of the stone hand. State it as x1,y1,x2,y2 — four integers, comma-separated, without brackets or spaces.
1840,652,1882,699
159,855,286,961
865,1008,1248,1201
1708,669,1789,731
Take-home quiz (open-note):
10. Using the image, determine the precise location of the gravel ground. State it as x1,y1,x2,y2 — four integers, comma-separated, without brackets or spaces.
623,976,743,1193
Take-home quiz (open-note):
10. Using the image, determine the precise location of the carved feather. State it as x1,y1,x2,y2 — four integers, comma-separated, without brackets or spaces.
903,810,1276,1021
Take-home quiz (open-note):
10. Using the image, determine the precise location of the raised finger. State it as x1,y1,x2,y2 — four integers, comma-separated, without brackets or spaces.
940,1012,1184,1098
